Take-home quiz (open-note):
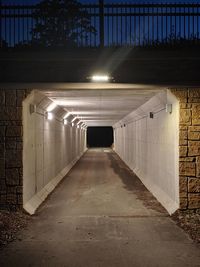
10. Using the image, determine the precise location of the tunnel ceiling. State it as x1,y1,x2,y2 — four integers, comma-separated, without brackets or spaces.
41,83,164,126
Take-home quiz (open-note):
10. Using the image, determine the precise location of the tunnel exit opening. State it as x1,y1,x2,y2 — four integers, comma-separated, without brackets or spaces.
87,127,114,148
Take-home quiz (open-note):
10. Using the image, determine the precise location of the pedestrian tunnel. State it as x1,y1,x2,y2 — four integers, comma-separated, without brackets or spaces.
23,84,179,215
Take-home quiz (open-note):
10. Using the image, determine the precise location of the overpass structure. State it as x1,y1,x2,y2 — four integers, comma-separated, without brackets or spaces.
0,80,199,215
0,2,200,215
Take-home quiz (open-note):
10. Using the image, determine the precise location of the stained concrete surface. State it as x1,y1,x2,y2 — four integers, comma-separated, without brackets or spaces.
0,149,199,267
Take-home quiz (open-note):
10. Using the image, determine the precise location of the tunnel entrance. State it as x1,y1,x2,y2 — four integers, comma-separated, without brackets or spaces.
21,84,179,215
87,127,114,147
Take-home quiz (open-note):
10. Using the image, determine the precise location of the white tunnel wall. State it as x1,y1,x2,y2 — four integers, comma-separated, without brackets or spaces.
114,90,179,214
23,91,87,214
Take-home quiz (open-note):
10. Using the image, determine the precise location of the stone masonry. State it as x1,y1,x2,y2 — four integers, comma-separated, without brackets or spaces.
171,89,200,210
0,89,30,210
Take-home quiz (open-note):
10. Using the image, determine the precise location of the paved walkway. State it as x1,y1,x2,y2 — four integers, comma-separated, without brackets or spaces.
0,149,199,267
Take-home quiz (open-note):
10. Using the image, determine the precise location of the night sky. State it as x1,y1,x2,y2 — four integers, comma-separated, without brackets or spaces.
3,0,200,4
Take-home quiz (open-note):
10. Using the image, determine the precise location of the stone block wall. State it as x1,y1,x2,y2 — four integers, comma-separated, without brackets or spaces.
171,89,200,210
0,89,31,210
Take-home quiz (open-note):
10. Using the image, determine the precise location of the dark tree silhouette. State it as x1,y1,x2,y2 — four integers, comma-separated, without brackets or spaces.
32,0,96,47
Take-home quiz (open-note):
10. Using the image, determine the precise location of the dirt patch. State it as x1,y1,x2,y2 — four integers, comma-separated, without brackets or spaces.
107,152,168,215
0,210,30,249
171,209,200,243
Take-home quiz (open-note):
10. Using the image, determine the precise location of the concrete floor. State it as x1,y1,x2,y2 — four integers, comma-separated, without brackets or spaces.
0,149,199,267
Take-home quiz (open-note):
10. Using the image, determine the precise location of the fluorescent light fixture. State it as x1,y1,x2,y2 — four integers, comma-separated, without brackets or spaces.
91,75,110,82
63,119,68,125
77,120,82,125
47,102,57,112
71,117,77,123
63,112,71,119
47,112,53,120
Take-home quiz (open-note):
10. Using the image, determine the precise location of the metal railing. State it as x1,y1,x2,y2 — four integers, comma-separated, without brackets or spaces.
0,1,200,48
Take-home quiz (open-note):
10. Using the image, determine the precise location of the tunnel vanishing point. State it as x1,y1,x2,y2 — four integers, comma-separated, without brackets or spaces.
0,47,200,215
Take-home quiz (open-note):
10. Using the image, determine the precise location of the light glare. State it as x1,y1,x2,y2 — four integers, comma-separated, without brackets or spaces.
47,112,53,120
63,112,71,119
71,117,77,123
92,75,109,82
47,102,57,112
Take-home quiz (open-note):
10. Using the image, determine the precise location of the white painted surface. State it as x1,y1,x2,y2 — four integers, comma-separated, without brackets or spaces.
23,91,87,214
114,90,179,214
45,88,163,126
23,88,179,215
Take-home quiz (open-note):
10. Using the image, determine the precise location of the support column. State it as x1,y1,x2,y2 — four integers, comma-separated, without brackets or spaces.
0,89,30,210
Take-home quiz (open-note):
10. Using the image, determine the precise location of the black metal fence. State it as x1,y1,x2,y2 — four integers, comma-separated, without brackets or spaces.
0,1,200,48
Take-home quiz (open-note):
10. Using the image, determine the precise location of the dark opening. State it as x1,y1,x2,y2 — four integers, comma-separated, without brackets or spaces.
87,127,114,148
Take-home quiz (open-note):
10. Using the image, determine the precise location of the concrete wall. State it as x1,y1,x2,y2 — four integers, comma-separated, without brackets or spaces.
23,91,87,214
114,90,179,214
1,48,200,84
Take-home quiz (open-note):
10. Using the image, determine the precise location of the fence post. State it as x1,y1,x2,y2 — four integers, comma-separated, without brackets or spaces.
0,0,2,47
99,0,104,47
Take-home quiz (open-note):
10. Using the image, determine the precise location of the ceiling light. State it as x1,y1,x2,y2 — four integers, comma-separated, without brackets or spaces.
71,117,77,123
91,74,110,82
63,119,68,125
46,102,57,112
77,120,82,125
63,112,71,119
72,122,74,127
46,112,53,120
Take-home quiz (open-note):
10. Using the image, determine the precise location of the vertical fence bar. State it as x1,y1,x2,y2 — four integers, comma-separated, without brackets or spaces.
129,5,131,46
161,4,163,41
143,6,145,46
13,5,16,46
148,5,150,44
193,5,195,43
175,5,176,40
170,4,172,44
125,5,127,45
111,3,114,46
99,0,104,47
184,5,186,39
121,5,122,45
188,6,190,39
0,0,2,47
152,6,154,44
157,5,159,42
166,4,168,43
9,5,11,46
197,7,199,39
116,4,118,45
134,6,136,46
138,6,140,46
